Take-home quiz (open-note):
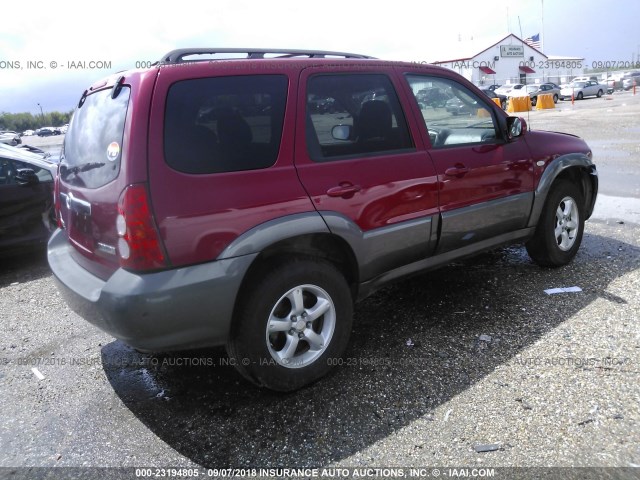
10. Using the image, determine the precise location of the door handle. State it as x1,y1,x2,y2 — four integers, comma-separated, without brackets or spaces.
327,183,362,198
444,165,470,177
472,144,499,153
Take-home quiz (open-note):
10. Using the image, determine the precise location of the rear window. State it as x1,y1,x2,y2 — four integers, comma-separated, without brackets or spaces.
164,75,288,174
62,87,130,188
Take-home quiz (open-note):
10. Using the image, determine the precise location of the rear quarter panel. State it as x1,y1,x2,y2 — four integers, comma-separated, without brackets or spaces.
147,63,315,267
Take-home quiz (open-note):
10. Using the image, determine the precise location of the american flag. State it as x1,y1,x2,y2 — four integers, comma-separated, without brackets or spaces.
525,33,541,50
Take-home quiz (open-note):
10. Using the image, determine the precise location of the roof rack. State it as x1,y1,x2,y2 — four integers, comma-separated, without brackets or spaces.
158,48,375,64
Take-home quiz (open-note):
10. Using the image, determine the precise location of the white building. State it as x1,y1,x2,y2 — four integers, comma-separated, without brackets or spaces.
430,34,584,87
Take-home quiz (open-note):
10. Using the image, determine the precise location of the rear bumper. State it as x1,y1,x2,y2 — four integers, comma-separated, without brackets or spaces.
47,229,256,351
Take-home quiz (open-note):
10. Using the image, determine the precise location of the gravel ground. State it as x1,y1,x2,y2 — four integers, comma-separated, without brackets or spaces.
1,92,639,478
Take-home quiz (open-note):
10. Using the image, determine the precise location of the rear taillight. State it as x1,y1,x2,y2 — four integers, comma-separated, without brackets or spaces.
53,168,63,229
116,184,168,271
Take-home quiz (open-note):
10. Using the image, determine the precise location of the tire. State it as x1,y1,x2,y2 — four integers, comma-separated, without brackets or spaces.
553,94,558,103
596,89,603,98
577,92,583,100
531,96,537,107
526,180,585,267
227,257,353,391
501,99,507,110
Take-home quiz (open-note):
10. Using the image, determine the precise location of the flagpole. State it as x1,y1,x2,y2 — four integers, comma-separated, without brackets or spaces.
541,0,544,52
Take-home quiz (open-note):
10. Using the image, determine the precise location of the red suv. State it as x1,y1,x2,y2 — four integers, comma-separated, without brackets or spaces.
48,48,598,391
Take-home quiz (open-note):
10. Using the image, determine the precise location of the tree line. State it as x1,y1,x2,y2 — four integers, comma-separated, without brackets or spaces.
0,111,74,132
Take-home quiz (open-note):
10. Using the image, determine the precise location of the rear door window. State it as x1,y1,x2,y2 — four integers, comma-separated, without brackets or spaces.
305,74,414,161
163,75,288,174
62,87,130,188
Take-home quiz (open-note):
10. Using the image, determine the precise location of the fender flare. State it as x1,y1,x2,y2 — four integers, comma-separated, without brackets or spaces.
217,210,435,284
528,153,597,228
217,212,331,259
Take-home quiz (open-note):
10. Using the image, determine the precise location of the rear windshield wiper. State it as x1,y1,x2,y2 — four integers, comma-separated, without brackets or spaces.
60,162,105,178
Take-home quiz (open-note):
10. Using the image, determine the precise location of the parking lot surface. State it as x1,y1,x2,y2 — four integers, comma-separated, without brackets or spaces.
1,92,639,476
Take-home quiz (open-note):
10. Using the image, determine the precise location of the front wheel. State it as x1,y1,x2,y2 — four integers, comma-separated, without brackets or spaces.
531,96,537,107
227,258,353,391
577,92,584,100
526,180,585,267
553,94,559,103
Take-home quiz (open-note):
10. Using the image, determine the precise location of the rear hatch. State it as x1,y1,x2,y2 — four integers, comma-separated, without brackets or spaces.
58,83,132,279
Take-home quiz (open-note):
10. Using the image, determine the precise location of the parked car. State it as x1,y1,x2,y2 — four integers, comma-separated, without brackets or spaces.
36,127,56,137
559,81,606,100
307,94,341,114
527,83,561,105
0,143,57,255
445,95,476,115
571,76,599,83
494,83,525,96
622,72,640,90
22,130,35,137
0,131,21,146
480,88,507,110
485,84,501,91
416,87,452,109
52,125,69,135
49,48,598,391
510,85,539,98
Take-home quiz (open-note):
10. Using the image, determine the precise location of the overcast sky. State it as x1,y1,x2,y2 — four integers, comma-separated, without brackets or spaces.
1,0,638,114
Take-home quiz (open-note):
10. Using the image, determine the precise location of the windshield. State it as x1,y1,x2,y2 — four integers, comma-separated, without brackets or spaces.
62,86,130,188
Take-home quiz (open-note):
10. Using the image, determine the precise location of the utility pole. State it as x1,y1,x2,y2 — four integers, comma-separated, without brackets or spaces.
37,103,44,127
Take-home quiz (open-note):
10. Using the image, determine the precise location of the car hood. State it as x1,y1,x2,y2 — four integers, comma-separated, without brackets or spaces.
525,129,591,158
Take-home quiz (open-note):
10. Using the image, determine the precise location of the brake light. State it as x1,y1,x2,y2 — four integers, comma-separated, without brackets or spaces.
116,184,168,271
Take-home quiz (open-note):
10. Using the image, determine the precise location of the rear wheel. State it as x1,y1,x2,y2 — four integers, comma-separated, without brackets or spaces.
596,89,603,98
227,257,353,391
553,94,558,103
531,96,537,107
526,180,585,267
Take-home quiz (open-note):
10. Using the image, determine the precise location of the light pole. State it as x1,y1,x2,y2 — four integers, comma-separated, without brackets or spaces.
37,103,44,128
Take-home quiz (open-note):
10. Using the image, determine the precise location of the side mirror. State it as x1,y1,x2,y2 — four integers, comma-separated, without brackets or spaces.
331,124,352,141
15,168,39,186
507,117,527,139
